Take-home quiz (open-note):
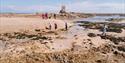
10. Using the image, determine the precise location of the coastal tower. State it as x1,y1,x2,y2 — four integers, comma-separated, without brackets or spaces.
60,5,66,13
59,5,67,16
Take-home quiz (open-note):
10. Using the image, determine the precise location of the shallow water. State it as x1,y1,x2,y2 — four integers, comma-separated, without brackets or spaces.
77,15,125,22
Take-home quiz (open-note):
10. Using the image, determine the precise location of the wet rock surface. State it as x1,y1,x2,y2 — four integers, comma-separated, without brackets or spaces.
78,22,125,33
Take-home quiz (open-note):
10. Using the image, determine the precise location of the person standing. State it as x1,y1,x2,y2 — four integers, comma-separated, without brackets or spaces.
49,23,52,30
102,24,108,36
54,23,57,30
54,14,56,19
65,22,68,30
45,13,48,19
42,14,45,19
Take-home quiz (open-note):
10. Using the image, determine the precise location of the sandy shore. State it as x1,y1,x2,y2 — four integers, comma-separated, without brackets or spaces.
0,17,125,63
0,17,73,33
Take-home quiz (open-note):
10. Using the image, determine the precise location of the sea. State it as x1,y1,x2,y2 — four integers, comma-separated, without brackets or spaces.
77,15,125,22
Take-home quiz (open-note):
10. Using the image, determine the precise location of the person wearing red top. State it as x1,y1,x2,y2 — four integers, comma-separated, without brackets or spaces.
42,14,45,19
45,13,48,19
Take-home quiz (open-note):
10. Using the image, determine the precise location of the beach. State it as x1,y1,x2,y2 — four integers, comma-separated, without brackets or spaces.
0,15,125,63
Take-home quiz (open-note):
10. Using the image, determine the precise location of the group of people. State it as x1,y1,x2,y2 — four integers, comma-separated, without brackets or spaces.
40,13,107,36
46,22,68,31
41,13,56,19
41,13,48,19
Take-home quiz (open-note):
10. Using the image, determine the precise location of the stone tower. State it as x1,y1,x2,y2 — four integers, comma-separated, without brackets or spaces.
59,5,66,13
59,5,67,17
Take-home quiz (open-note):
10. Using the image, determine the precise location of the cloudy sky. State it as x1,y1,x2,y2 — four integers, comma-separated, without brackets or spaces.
0,0,125,13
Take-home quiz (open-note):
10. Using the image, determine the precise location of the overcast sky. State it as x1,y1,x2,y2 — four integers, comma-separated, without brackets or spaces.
0,0,125,13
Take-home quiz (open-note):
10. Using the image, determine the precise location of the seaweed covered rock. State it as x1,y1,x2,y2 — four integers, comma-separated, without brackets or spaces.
117,46,125,52
97,44,114,54
100,28,123,33
100,35,125,44
108,28,122,33
88,33,96,37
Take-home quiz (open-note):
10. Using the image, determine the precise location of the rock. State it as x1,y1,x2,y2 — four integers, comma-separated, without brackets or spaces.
113,51,118,55
88,33,96,37
96,59,107,63
35,29,40,32
117,46,125,52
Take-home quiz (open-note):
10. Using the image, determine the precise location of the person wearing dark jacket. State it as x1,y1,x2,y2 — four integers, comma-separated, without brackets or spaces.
54,23,57,30
65,22,68,30
54,14,56,19
49,23,52,30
